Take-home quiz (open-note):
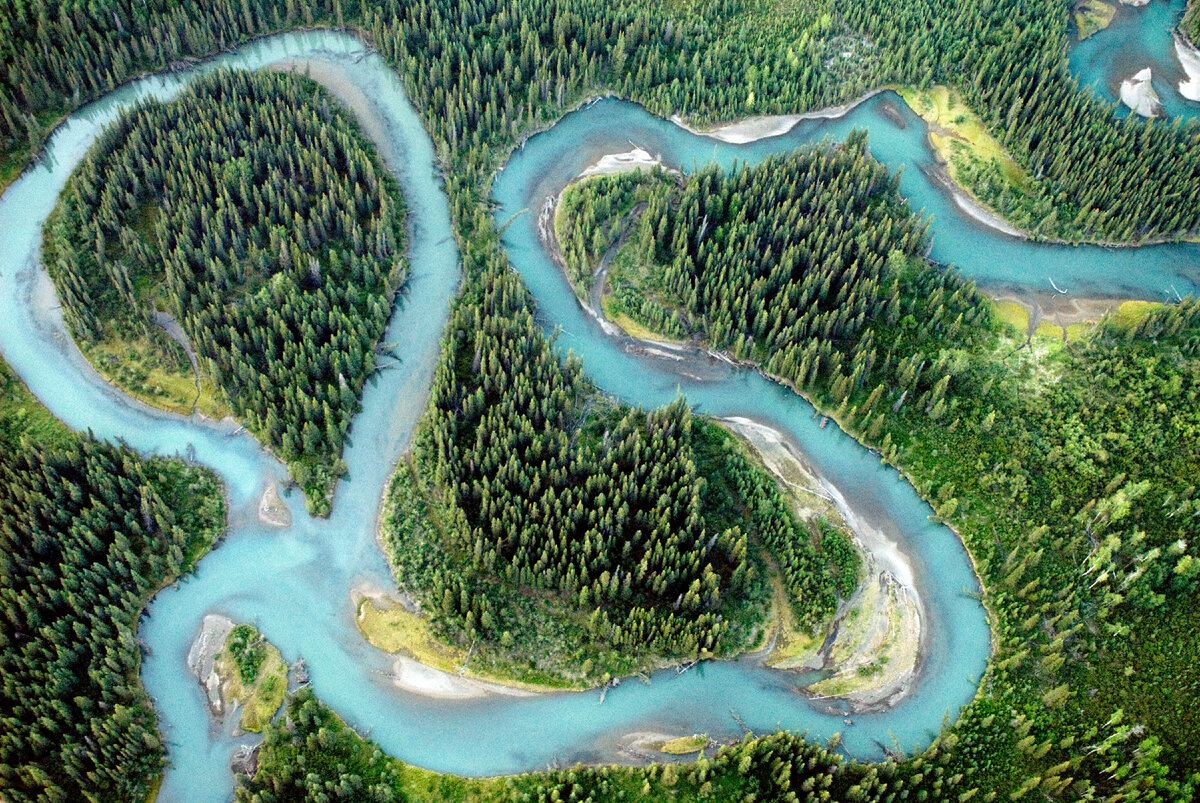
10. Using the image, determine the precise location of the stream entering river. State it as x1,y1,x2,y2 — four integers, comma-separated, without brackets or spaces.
0,19,1196,803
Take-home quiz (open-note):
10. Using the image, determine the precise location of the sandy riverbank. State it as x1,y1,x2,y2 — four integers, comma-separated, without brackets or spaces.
670,91,883,144
579,147,663,177
1176,32,1200,102
257,480,292,527
387,654,540,699
720,417,923,711
187,614,236,716
1120,67,1165,117
949,186,1025,238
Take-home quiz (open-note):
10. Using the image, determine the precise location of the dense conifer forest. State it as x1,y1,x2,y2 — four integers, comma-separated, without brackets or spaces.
0,359,226,801
43,71,407,513
556,153,1200,795
2,0,1200,800
380,307,858,684
3,0,1200,243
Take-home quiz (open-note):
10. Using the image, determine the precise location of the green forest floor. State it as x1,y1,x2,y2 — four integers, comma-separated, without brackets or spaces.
1073,0,1117,40
896,84,1034,207
0,358,72,449
83,334,231,420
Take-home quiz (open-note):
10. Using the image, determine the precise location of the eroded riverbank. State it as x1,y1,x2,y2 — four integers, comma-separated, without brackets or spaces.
722,418,922,712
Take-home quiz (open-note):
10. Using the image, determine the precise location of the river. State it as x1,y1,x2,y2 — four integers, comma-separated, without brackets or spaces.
0,16,1195,803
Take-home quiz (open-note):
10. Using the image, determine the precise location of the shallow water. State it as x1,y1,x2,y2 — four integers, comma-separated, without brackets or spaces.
1070,0,1200,121
0,20,1194,803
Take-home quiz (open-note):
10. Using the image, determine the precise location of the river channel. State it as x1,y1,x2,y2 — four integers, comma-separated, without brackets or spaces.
0,15,1195,801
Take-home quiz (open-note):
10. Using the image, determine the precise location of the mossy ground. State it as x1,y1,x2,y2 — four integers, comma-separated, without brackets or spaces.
216,626,287,733
659,734,711,755
0,358,73,449
994,300,1031,335
762,564,821,668
895,83,1051,236
898,85,1031,193
356,598,468,677
84,335,230,419
1112,299,1162,330
1074,0,1117,40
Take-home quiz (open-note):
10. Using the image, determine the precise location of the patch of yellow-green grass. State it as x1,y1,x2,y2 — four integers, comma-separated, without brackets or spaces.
356,597,465,675
216,628,287,733
1034,320,1065,341
85,336,230,419
0,159,21,196
1075,0,1117,40
356,596,578,693
897,85,1030,191
994,300,1031,334
392,764,510,801
600,295,689,345
1112,300,1162,330
764,560,822,668
1065,322,1094,342
0,357,73,449
659,734,710,755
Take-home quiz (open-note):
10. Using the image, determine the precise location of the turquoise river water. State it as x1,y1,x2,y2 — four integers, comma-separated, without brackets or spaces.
0,12,1195,802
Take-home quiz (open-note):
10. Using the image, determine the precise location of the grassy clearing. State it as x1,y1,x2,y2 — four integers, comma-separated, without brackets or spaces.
1112,299,1163,330
898,85,1030,192
659,734,710,755
216,624,287,733
601,296,689,344
1074,0,1117,40
993,300,1031,335
1064,322,1092,341
356,594,578,694
763,562,821,668
0,158,21,196
356,597,465,675
84,335,230,419
1034,320,1064,340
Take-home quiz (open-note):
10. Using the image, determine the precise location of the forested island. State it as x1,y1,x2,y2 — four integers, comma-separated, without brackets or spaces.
1,0,1199,801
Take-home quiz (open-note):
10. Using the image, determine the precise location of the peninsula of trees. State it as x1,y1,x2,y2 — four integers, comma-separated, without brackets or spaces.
380,352,859,684
43,71,407,513
0,359,226,801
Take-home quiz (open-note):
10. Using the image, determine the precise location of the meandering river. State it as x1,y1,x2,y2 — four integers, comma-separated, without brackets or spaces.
0,20,1196,803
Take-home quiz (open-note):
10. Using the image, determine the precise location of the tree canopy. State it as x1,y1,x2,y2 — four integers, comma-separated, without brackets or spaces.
44,71,407,513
